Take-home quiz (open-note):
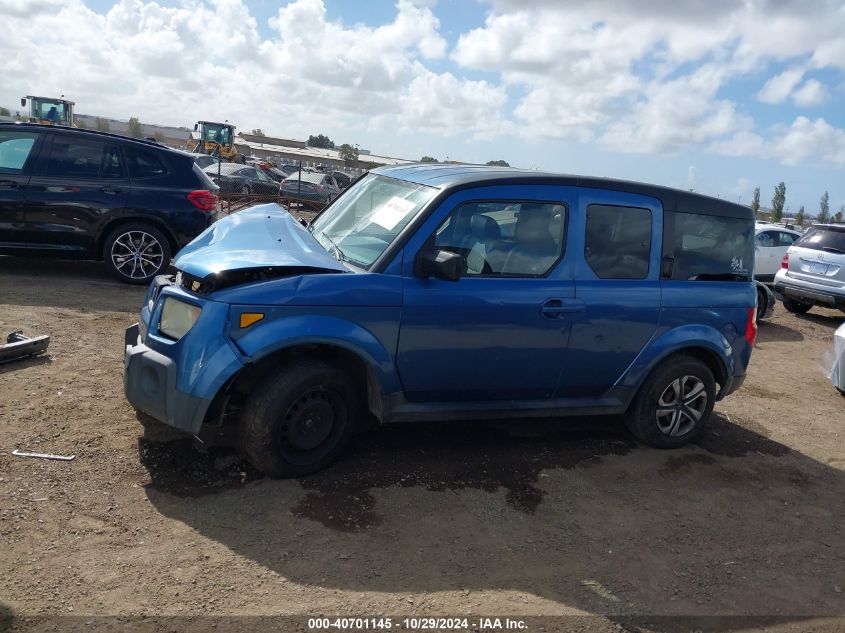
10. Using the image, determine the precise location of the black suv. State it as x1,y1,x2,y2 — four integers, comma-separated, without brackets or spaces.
0,123,219,284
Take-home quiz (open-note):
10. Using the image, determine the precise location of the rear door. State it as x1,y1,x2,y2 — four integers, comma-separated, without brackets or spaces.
22,133,130,255
755,229,799,280
0,128,44,248
561,189,662,398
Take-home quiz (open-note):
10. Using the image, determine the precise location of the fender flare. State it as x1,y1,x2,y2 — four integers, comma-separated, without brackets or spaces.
235,314,401,395
619,324,733,393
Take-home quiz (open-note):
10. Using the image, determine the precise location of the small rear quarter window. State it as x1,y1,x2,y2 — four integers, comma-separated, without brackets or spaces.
124,146,170,179
672,212,753,280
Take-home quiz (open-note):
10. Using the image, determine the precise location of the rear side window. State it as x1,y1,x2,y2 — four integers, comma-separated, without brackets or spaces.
124,146,169,179
672,212,754,280
584,204,651,279
795,227,845,253
0,131,39,174
45,137,124,179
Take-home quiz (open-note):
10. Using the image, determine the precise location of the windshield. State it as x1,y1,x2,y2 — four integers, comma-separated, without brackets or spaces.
202,124,232,145
309,174,437,269
795,227,845,254
32,98,71,125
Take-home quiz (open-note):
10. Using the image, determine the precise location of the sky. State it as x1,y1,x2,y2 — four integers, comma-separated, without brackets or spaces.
1,0,844,216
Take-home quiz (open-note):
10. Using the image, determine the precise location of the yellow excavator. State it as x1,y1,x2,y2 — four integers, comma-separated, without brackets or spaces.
190,121,243,162
20,95,75,126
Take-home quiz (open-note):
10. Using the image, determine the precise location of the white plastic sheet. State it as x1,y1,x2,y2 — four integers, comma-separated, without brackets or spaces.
831,322,845,393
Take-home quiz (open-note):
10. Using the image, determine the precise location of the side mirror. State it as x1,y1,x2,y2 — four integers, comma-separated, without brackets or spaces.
193,123,198,131
20,98,26,107
417,249,462,282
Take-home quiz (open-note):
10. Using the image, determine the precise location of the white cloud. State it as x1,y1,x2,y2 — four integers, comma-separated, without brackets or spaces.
1,0,844,171
770,117,845,168
791,79,829,107
757,67,805,104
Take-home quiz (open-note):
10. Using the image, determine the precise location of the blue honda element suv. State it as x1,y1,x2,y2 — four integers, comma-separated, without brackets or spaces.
124,164,757,477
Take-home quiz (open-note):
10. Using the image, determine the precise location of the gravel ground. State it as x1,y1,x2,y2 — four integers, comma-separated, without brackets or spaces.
0,256,843,633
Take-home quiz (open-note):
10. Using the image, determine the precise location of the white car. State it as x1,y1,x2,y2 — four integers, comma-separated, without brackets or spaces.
754,224,802,282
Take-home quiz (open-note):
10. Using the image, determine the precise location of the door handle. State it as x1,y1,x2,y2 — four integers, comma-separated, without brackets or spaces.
101,187,123,195
0,179,20,190
541,298,585,318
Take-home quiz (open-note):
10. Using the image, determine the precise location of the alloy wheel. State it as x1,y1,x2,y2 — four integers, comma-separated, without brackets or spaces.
110,230,164,280
655,375,707,437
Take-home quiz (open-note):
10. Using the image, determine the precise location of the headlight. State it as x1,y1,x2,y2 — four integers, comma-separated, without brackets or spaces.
158,297,201,340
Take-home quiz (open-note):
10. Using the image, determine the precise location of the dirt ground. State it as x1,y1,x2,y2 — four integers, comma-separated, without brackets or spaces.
1,256,844,633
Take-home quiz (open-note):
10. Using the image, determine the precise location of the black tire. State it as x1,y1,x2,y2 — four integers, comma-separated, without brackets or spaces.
782,297,812,314
102,223,171,285
239,359,358,477
756,287,766,324
625,355,716,448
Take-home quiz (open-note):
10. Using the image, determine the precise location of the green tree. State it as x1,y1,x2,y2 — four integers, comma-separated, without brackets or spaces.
770,182,786,223
750,187,760,219
420,156,438,163
818,190,831,222
0,107,9,117
835,210,844,223
127,117,143,138
307,134,335,149
794,205,805,226
95,117,110,132
485,159,510,167
338,143,359,165
153,131,165,142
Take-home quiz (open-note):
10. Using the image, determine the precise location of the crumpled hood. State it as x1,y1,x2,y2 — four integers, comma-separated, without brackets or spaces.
173,204,346,280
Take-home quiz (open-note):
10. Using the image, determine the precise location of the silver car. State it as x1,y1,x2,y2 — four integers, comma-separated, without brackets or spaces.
774,224,845,314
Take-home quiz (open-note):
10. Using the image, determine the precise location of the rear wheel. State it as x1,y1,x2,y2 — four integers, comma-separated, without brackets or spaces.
239,359,358,477
625,355,716,448
102,223,171,284
782,297,812,314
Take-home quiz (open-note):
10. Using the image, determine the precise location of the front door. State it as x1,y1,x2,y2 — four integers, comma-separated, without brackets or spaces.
561,189,663,398
397,188,576,402
22,133,130,256
0,128,44,248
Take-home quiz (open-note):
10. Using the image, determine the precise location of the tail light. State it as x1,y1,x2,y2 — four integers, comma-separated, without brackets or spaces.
781,253,789,269
745,307,758,347
187,189,218,212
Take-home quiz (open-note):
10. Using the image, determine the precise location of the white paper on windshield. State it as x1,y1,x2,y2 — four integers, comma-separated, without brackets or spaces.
369,196,416,230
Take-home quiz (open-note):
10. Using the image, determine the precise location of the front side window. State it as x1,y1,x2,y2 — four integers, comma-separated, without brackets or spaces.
778,232,798,247
672,212,754,280
756,231,777,248
45,137,124,179
584,204,651,279
309,174,437,269
433,201,566,277
0,131,39,174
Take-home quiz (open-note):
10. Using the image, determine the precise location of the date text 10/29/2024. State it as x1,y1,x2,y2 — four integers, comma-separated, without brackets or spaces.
308,618,528,631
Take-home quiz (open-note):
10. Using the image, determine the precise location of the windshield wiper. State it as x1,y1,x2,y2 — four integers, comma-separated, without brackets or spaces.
320,234,348,263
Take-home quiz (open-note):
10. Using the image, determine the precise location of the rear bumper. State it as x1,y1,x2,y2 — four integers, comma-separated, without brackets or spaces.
719,372,746,400
774,276,845,309
123,323,213,434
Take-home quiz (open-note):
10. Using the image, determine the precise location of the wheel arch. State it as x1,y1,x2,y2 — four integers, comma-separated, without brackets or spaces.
225,342,387,422
621,326,732,402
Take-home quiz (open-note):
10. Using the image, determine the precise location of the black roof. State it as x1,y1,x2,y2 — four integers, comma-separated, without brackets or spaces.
371,163,752,219
0,122,189,158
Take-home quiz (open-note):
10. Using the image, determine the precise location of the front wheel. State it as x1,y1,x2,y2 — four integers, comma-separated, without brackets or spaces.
239,359,358,477
782,297,812,314
103,223,171,284
625,355,716,448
